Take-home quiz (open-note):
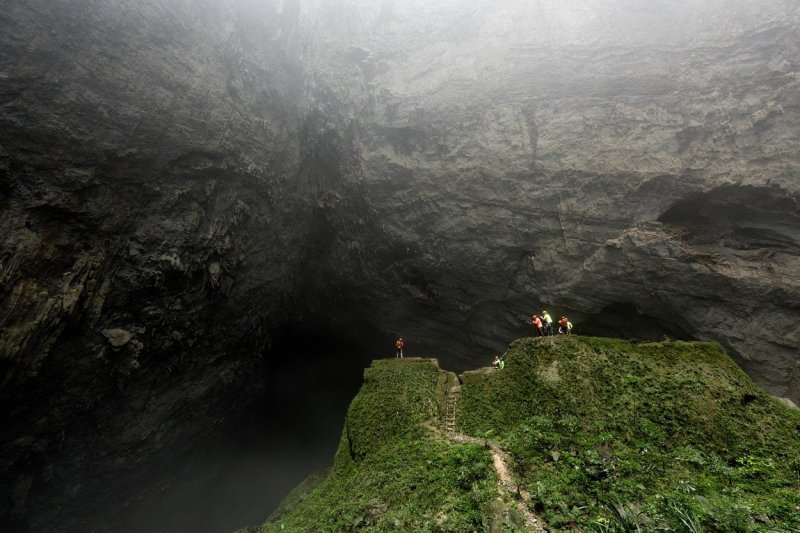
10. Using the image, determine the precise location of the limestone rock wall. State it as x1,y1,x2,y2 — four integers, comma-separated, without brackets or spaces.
298,0,800,399
1,0,798,529
0,0,353,528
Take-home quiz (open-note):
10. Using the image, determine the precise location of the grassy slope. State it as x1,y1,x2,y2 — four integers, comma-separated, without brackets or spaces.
258,359,498,532
256,338,800,532
458,336,800,531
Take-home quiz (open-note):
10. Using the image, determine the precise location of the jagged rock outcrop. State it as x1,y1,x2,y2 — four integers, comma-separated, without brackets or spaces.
1,0,798,529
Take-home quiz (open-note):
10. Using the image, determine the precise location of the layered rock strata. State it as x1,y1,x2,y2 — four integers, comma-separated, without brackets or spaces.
1,0,798,529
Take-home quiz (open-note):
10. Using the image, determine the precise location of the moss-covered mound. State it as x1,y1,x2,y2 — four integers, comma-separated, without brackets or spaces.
459,336,800,531
256,339,800,532
258,359,499,532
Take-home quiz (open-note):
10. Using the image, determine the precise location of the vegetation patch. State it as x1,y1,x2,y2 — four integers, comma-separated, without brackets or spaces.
342,358,443,462
257,359,498,532
458,336,800,531
255,339,800,532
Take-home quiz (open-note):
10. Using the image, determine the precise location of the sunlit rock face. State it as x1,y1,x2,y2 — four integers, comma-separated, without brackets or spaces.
1,0,798,529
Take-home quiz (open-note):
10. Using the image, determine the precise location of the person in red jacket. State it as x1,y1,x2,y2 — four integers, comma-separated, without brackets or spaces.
531,315,545,337
395,338,405,358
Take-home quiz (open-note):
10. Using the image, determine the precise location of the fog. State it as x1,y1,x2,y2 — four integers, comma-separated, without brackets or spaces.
115,336,370,532
302,0,791,45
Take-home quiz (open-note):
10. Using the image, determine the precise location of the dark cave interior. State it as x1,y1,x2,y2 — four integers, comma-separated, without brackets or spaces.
578,302,692,342
42,330,372,533
658,184,799,251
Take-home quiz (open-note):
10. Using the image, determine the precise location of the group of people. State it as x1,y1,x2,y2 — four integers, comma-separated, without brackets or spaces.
491,309,573,369
394,308,574,362
531,310,573,337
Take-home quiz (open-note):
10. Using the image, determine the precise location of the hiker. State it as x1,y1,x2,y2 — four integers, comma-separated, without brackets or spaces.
542,310,554,335
558,316,571,335
492,355,501,369
498,355,505,369
395,338,404,358
532,314,545,337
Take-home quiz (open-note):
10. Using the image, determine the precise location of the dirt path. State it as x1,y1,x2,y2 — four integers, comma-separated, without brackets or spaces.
489,444,544,531
442,384,546,532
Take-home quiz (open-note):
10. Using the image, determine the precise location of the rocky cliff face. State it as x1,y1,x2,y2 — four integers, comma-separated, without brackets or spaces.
298,0,800,395
0,0,334,528
1,0,798,529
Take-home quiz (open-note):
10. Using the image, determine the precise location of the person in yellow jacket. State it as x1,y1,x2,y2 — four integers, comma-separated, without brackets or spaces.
542,310,554,336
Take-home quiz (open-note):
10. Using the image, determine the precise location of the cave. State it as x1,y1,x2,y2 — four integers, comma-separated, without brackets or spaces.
1,1,799,531
578,303,691,342
658,184,800,250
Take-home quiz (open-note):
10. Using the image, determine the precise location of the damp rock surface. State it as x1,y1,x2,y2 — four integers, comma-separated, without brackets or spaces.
1,0,799,530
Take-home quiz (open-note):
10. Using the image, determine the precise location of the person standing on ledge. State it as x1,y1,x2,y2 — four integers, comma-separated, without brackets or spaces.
395,338,405,358
558,316,572,335
532,314,545,337
542,310,554,336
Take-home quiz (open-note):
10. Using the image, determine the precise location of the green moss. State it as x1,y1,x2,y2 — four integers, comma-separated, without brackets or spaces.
342,359,443,462
259,437,498,532
458,336,800,531
258,359,497,532
255,339,800,532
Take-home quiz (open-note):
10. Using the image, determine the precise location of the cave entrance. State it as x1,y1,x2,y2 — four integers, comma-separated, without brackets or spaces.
657,184,799,250
578,302,692,342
